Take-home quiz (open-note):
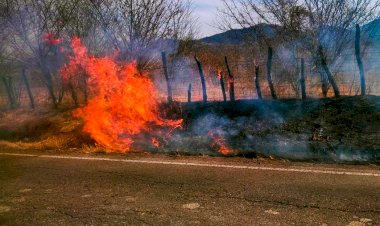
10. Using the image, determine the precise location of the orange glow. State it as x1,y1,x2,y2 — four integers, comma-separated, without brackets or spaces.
151,138,161,148
61,37,182,152
217,69,222,80
43,32,62,45
208,131,235,155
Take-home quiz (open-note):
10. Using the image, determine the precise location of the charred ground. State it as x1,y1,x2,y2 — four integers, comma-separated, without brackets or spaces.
0,96,379,163
174,96,380,161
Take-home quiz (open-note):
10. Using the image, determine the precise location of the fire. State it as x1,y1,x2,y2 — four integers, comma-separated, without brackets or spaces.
151,138,161,148
43,32,62,45
217,69,222,80
208,131,235,155
61,37,182,152
228,76,234,87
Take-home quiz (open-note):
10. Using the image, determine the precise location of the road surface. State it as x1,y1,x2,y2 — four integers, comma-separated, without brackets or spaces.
0,151,379,226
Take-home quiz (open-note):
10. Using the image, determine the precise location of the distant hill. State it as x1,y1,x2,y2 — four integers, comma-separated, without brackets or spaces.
200,20,380,45
200,23,280,45
363,19,380,42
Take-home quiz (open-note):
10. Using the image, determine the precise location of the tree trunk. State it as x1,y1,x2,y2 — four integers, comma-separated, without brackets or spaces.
41,68,58,108
318,45,340,98
255,65,262,99
267,47,277,99
318,66,329,97
46,81,58,108
68,80,78,107
300,58,306,99
187,83,192,103
355,24,366,96
161,52,173,102
1,76,18,109
57,83,65,105
224,56,235,102
21,68,35,109
82,75,88,105
218,71,227,102
194,56,207,103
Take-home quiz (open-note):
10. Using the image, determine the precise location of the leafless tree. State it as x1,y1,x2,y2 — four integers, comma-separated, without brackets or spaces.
2,0,72,108
0,1,20,109
218,0,380,98
88,0,197,71
1,0,196,107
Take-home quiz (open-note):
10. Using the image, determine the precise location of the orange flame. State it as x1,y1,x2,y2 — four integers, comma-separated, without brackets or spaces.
61,37,182,152
151,138,161,148
208,131,235,155
43,32,62,45
217,69,222,80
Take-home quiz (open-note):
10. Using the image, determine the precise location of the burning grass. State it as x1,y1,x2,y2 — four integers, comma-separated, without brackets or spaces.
60,37,182,152
0,96,379,162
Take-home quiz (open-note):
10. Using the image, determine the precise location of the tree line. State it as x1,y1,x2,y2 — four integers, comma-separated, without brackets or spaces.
0,0,195,109
0,0,379,109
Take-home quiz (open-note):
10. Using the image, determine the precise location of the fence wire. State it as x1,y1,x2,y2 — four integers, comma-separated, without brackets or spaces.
1,54,380,109
153,56,380,102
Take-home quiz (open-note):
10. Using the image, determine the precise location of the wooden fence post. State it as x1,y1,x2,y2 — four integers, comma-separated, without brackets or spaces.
300,58,306,99
267,47,277,99
254,65,262,99
187,83,192,103
355,24,366,96
161,52,173,102
224,56,235,102
218,70,227,102
194,56,207,103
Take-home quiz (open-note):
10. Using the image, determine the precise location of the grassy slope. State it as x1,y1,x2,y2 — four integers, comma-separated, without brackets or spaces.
0,96,379,161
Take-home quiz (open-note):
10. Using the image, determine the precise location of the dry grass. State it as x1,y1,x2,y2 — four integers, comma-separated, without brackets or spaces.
1,96,379,161
0,106,94,152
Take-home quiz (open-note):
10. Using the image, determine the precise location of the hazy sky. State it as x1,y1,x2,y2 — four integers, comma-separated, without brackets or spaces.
192,0,223,37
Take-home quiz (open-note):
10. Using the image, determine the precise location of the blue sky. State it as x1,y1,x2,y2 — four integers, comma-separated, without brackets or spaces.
192,0,223,37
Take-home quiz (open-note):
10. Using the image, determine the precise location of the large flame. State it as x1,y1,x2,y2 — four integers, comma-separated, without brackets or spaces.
61,37,182,152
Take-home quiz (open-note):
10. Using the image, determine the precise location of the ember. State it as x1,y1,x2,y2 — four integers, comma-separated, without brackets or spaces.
151,138,161,148
209,131,235,155
217,69,222,80
61,37,182,152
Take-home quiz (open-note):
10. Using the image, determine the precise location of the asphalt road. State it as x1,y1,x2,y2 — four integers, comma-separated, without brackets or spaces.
0,151,380,226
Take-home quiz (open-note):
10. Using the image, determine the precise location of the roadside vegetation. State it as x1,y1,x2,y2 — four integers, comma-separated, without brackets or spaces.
0,0,379,162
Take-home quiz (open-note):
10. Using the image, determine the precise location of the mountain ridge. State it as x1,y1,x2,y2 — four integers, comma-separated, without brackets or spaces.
200,20,380,45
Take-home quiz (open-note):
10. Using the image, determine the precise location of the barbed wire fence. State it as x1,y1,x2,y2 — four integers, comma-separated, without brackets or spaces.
0,52,380,110
153,54,380,102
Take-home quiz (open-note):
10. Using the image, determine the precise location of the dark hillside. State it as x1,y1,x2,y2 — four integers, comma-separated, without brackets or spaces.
200,23,279,45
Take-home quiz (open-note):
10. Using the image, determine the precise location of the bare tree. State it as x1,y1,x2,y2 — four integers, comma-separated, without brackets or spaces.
0,1,20,109
2,0,70,108
218,0,380,98
88,0,197,71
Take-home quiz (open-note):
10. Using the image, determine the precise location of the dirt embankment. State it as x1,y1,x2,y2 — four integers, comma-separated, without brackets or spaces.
0,96,379,162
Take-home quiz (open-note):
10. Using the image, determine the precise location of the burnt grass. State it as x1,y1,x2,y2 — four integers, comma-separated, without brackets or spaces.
0,96,379,163
162,96,380,162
